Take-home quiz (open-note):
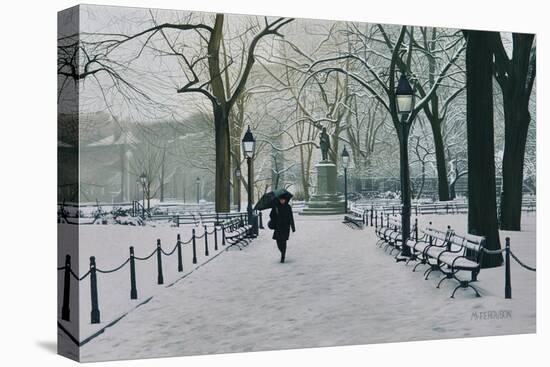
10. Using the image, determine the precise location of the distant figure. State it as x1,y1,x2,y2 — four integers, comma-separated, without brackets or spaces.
319,127,331,161
269,197,296,263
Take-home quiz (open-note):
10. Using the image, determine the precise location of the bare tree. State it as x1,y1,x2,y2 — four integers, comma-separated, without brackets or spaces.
493,33,536,230
463,30,502,268
72,11,293,212
409,124,436,199
375,26,466,201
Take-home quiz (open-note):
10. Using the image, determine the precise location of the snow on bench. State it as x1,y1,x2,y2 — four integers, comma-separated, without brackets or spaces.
223,218,252,251
374,219,487,298
343,208,365,229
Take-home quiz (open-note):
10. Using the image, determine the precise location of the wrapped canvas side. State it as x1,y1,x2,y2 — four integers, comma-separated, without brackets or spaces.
57,5,81,362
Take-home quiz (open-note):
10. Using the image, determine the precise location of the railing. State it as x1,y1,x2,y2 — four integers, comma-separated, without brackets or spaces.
150,211,262,227
482,237,536,299
58,201,256,226
57,217,251,325
131,200,148,218
352,199,536,217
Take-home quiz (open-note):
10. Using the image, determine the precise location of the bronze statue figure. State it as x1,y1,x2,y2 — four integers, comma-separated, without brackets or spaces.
319,127,330,162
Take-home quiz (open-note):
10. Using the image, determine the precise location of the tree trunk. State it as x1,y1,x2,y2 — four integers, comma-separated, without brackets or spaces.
431,121,450,201
299,144,310,201
499,97,530,230
330,129,339,166
416,163,426,199
493,32,535,230
424,27,450,202
465,30,502,268
271,130,284,189
214,106,231,212
208,15,231,213
449,181,456,199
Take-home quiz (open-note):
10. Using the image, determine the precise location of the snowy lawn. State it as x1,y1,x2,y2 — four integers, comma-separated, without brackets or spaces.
75,213,535,361
58,221,236,347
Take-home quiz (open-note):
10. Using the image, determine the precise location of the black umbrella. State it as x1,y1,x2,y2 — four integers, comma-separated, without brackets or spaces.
253,188,293,211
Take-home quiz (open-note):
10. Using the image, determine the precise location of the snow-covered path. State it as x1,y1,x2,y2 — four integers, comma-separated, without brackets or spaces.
80,215,535,362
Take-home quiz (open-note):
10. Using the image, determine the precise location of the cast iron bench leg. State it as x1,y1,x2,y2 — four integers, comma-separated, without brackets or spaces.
450,280,481,298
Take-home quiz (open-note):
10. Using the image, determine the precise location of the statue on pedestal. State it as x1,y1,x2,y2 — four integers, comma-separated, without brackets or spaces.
300,127,345,215
319,127,331,162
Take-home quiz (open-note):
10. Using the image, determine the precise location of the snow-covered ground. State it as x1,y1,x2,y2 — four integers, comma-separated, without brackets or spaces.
73,212,535,362
58,221,236,349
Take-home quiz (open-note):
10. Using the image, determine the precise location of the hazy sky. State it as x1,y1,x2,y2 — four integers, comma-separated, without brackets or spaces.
64,4,517,127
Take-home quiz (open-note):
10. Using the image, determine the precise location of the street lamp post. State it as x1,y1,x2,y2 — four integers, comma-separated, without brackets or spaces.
341,146,350,213
196,177,201,204
242,126,257,236
395,73,415,259
235,166,242,212
139,172,147,219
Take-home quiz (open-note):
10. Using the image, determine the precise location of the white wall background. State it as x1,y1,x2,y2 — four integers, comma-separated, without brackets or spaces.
0,0,546,366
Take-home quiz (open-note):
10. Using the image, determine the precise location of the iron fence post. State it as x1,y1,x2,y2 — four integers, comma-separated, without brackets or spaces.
505,237,512,299
129,247,137,299
177,234,183,272
89,256,100,324
61,255,71,321
192,229,197,264
156,239,164,285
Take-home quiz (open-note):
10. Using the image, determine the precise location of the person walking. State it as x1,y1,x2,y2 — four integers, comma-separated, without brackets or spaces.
269,196,295,263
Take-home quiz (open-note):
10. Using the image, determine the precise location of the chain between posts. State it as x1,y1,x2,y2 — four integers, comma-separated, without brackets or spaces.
57,220,256,325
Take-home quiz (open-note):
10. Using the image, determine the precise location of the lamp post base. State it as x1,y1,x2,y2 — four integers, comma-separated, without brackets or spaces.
247,210,258,238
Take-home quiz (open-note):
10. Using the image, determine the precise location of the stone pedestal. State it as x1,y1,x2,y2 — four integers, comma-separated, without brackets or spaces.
300,161,345,215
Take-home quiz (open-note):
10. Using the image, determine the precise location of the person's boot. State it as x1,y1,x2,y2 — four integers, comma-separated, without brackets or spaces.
280,252,285,263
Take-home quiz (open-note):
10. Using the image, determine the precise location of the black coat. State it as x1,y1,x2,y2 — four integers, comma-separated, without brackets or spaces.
269,203,296,241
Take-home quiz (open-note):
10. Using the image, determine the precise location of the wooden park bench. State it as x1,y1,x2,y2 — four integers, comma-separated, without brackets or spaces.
375,215,402,254
343,208,365,229
374,213,392,243
406,224,485,298
223,218,252,251
431,232,486,298
406,224,453,275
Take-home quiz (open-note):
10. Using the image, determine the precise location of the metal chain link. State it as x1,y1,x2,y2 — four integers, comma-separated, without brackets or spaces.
134,249,157,261
482,247,536,271
510,251,536,272
160,243,178,256
68,268,80,280
179,238,192,245
96,257,131,274
482,247,507,255
79,270,91,281
68,268,91,281
58,225,230,280
205,227,217,235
